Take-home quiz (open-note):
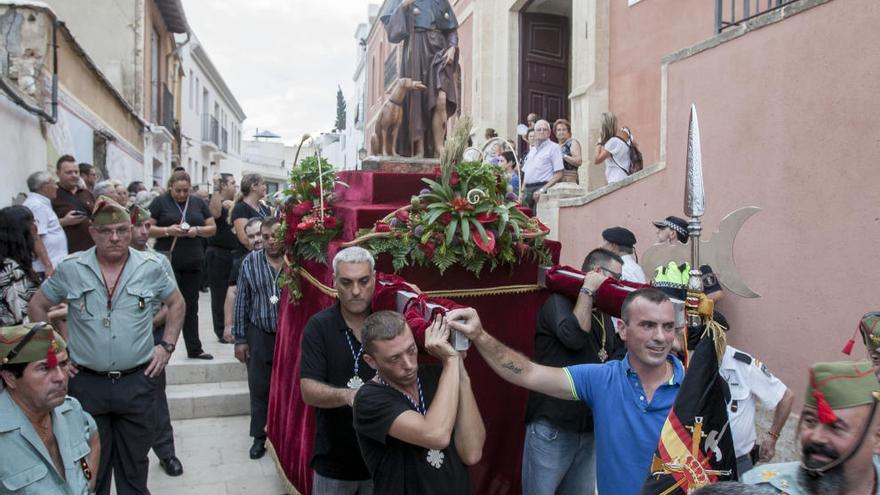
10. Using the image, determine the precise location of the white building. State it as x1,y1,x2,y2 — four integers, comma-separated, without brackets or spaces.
239,138,294,196
178,36,246,188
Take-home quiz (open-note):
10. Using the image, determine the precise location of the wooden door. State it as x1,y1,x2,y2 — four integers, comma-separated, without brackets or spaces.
519,13,569,126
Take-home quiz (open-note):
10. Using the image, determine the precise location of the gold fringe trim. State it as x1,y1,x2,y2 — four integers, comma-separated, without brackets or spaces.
265,439,302,495
295,266,542,299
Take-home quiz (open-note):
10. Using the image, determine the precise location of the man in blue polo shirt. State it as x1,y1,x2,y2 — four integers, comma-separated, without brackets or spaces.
447,287,681,495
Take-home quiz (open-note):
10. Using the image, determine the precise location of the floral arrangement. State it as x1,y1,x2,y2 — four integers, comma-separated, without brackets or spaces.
277,155,345,301
345,117,551,275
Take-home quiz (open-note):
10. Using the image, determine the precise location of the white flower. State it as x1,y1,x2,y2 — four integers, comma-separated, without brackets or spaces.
427,448,444,469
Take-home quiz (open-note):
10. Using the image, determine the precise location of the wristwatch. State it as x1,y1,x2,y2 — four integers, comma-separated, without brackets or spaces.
579,287,595,298
159,340,176,353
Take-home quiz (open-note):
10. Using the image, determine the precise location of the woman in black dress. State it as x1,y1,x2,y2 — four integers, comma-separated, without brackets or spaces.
149,170,217,359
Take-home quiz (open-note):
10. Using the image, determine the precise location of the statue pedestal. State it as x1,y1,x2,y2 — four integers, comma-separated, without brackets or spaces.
361,155,440,174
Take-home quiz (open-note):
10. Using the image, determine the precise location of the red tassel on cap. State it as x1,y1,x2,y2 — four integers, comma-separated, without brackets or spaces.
813,389,838,424
842,323,861,355
46,340,58,369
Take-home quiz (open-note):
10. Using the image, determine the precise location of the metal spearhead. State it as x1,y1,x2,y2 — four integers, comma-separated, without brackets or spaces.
685,104,705,218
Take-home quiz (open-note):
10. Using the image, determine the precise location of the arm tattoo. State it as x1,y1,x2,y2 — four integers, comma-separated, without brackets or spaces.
501,361,523,374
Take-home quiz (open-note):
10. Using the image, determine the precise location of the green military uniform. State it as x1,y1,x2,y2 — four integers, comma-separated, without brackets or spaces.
0,323,97,494
743,360,880,493
742,457,880,494
40,246,175,371
37,198,177,495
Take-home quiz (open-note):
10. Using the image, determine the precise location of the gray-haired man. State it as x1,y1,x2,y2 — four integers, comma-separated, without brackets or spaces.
299,247,377,494
23,171,67,278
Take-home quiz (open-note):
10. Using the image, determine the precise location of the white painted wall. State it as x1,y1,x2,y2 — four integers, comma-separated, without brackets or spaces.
178,39,246,185
0,97,48,206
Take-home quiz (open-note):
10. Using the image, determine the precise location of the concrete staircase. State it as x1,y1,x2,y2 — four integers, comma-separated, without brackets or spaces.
165,314,250,420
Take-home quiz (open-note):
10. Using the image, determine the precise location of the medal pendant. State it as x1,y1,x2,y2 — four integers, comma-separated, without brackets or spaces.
598,348,608,363
269,295,279,305
103,316,111,328
347,376,364,390
426,448,445,469
180,222,190,230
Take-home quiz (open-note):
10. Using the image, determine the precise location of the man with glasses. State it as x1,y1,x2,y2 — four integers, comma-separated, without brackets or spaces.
27,196,185,495
521,119,564,211
232,218,283,460
521,247,625,495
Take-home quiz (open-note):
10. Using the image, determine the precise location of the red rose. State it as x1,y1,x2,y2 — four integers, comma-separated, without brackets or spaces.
375,222,391,233
323,216,337,229
475,211,498,224
291,200,313,217
420,241,436,258
296,219,316,231
395,210,410,223
450,171,461,186
439,212,453,225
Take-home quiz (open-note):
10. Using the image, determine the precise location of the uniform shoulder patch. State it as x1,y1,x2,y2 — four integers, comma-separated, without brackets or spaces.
756,360,772,377
733,351,752,365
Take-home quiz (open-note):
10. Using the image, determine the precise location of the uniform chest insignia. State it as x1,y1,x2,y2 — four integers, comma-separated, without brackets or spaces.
761,469,777,481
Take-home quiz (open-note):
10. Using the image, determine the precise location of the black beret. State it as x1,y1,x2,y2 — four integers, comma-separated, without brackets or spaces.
602,227,636,248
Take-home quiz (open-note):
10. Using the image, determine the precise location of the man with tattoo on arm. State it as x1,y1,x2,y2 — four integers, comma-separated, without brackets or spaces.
447,287,682,495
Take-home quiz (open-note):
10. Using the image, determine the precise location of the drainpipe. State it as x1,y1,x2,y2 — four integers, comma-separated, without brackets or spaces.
0,18,59,123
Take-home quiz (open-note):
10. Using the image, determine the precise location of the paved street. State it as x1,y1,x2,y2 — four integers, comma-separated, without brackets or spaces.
115,290,287,495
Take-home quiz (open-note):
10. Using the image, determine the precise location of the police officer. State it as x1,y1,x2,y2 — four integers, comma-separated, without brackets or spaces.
0,322,99,494
27,196,186,495
743,360,880,494
130,204,183,476
720,347,793,475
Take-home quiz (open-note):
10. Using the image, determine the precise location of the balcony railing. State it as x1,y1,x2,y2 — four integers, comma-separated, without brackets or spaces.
715,0,799,33
161,83,175,132
221,128,228,153
202,115,220,147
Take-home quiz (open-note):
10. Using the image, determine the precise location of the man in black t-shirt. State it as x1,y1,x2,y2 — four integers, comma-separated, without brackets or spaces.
522,247,624,495
300,247,378,494
353,311,485,495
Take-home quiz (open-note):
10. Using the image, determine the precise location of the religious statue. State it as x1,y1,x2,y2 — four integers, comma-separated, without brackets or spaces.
380,0,461,158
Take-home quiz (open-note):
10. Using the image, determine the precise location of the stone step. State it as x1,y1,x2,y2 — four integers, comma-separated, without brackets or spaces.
167,380,250,420
165,357,247,385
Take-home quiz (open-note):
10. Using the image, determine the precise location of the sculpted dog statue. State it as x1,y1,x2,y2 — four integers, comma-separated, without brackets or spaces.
369,77,427,156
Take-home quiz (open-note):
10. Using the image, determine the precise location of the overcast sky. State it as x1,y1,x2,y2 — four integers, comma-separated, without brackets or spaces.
181,0,371,145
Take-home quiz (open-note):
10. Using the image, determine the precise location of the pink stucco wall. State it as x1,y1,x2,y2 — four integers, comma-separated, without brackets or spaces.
560,0,880,403
364,0,474,155
608,0,714,165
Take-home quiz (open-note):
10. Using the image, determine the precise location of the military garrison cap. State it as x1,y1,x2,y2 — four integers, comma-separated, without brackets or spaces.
129,204,151,225
1,323,66,367
859,312,880,353
806,360,880,424
92,196,130,226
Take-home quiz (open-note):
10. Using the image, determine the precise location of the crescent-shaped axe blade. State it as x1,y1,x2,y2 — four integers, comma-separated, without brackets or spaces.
641,206,761,299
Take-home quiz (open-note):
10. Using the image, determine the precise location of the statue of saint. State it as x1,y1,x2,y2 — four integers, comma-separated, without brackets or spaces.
380,0,461,158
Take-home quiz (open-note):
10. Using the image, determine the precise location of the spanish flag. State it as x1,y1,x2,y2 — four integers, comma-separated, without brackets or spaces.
639,321,737,494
